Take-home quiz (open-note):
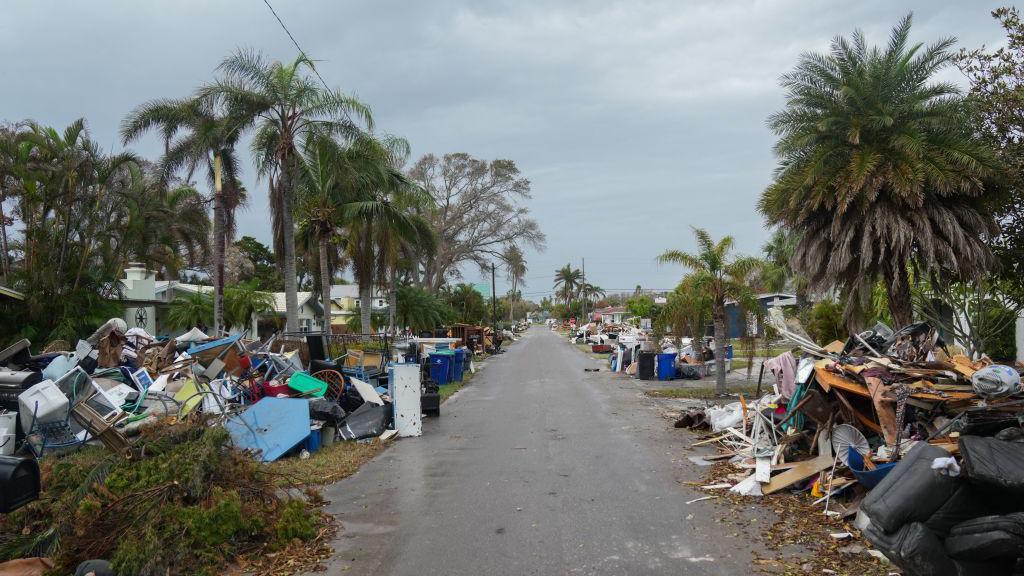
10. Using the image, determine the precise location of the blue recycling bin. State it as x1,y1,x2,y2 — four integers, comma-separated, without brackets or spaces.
453,349,467,381
656,353,678,381
725,344,734,359
429,353,452,385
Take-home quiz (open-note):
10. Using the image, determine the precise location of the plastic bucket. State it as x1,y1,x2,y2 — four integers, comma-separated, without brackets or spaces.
656,353,678,381
428,353,451,385
0,431,13,456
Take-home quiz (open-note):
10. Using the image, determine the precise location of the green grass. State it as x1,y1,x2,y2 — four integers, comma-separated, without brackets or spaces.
645,382,763,399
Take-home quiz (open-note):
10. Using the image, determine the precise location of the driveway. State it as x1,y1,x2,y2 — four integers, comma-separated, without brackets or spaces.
313,327,761,575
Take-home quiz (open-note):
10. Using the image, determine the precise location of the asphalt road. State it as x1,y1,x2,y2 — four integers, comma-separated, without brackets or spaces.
315,327,758,575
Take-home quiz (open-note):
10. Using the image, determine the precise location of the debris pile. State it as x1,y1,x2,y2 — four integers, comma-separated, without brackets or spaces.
0,320,482,574
675,310,1024,574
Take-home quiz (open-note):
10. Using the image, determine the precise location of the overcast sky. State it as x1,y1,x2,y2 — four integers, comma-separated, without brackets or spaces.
0,1,1011,298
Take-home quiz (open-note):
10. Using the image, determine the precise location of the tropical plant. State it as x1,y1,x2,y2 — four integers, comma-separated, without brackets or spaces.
396,285,454,332
914,278,1024,359
553,264,583,307
202,49,373,333
167,290,213,330
444,283,488,324
761,15,999,330
659,274,712,340
806,300,845,345
2,119,211,344
503,244,527,321
340,135,435,334
659,228,762,394
122,95,248,336
224,282,276,332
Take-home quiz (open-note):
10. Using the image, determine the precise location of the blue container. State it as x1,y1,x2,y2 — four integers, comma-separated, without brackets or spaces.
725,344,734,359
302,428,322,454
453,349,467,381
429,353,452,385
656,353,678,381
847,449,896,489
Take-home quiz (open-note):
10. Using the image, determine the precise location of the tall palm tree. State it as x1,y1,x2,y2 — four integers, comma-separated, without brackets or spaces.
659,228,761,395
341,135,435,334
578,283,605,307
503,244,527,321
760,15,998,329
202,49,372,332
553,264,582,308
224,281,276,333
121,96,246,335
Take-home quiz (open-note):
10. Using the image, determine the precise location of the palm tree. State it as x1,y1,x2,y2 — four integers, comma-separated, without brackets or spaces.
167,290,213,330
553,264,582,307
202,49,372,333
295,135,350,331
503,245,527,321
342,135,434,334
121,96,247,336
659,228,762,395
578,283,605,306
224,282,276,333
760,15,998,329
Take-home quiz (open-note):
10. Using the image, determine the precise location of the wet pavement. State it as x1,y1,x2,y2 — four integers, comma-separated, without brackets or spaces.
313,327,760,575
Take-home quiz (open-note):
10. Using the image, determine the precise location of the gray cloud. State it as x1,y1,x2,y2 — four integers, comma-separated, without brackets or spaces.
0,1,1008,297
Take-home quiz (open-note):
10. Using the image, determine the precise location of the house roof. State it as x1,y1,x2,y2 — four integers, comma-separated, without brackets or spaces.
595,306,626,315
272,292,315,313
330,284,386,299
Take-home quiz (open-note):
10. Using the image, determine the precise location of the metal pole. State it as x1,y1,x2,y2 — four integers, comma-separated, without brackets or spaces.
581,257,586,324
491,262,497,329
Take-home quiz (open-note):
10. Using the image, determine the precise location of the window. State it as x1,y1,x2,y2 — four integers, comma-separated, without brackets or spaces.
376,299,384,307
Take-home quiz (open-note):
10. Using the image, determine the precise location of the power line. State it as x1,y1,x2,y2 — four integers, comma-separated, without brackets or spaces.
261,0,333,94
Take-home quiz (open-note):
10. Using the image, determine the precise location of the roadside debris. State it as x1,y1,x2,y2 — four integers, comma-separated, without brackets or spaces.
665,311,1024,574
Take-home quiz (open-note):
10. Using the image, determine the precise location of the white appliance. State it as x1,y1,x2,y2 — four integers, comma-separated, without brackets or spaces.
389,364,422,438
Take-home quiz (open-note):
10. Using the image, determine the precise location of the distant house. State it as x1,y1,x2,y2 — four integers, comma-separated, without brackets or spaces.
118,265,323,338
593,305,628,325
723,292,797,339
0,285,25,301
329,284,389,331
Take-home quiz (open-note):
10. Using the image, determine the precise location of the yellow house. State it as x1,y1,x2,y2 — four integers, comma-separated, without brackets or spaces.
330,285,389,329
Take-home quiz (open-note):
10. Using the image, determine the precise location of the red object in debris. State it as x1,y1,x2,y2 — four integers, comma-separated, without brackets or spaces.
262,380,293,397
592,344,613,353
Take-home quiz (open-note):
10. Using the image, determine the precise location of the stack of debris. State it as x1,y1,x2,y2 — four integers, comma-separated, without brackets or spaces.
674,313,1024,574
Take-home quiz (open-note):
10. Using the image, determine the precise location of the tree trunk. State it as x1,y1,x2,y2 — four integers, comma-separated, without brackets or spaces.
281,169,299,332
509,276,516,322
388,271,397,335
0,186,9,282
713,303,727,395
360,282,372,334
319,234,332,334
212,154,225,336
885,264,912,329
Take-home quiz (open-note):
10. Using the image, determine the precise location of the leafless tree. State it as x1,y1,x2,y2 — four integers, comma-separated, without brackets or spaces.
407,153,545,291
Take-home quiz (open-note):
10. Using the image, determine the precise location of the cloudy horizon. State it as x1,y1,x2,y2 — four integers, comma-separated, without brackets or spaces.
0,1,1010,298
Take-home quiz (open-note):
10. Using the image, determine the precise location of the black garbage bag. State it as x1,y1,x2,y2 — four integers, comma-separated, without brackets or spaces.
337,402,391,441
862,443,961,533
959,436,1024,499
946,512,1024,563
308,399,346,426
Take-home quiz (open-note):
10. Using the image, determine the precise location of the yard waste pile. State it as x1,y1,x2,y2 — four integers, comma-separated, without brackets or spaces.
0,321,472,574
676,310,1024,574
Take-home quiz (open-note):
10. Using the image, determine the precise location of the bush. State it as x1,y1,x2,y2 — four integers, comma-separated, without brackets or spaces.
807,300,844,345
0,421,321,576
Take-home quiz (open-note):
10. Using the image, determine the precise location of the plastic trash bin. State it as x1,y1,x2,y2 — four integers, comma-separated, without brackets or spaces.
429,353,452,385
725,344,734,359
637,352,656,380
656,353,678,381
453,349,467,381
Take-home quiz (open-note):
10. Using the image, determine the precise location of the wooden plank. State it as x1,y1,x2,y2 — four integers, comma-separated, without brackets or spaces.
690,434,729,447
865,377,898,445
832,389,883,435
814,368,870,398
763,455,834,494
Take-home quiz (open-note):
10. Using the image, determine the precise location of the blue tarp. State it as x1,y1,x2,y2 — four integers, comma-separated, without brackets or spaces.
224,397,310,462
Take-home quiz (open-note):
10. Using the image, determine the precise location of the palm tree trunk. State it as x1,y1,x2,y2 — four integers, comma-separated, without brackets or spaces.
885,264,912,328
360,282,372,334
388,271,397,335
509,276,516,322
318,234,332,333
281,170,299,332
713,303,727,395
0,186,9,282
212,155,225,336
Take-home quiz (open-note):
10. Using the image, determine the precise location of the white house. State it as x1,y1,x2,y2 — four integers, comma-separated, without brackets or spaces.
118,265,323,338
329,284,389,329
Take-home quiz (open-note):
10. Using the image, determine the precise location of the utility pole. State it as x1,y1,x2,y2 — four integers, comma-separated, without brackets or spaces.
491,262,498,349
581,257,586,324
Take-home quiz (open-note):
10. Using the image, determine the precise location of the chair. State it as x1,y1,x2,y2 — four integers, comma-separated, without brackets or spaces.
311,369,345,402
